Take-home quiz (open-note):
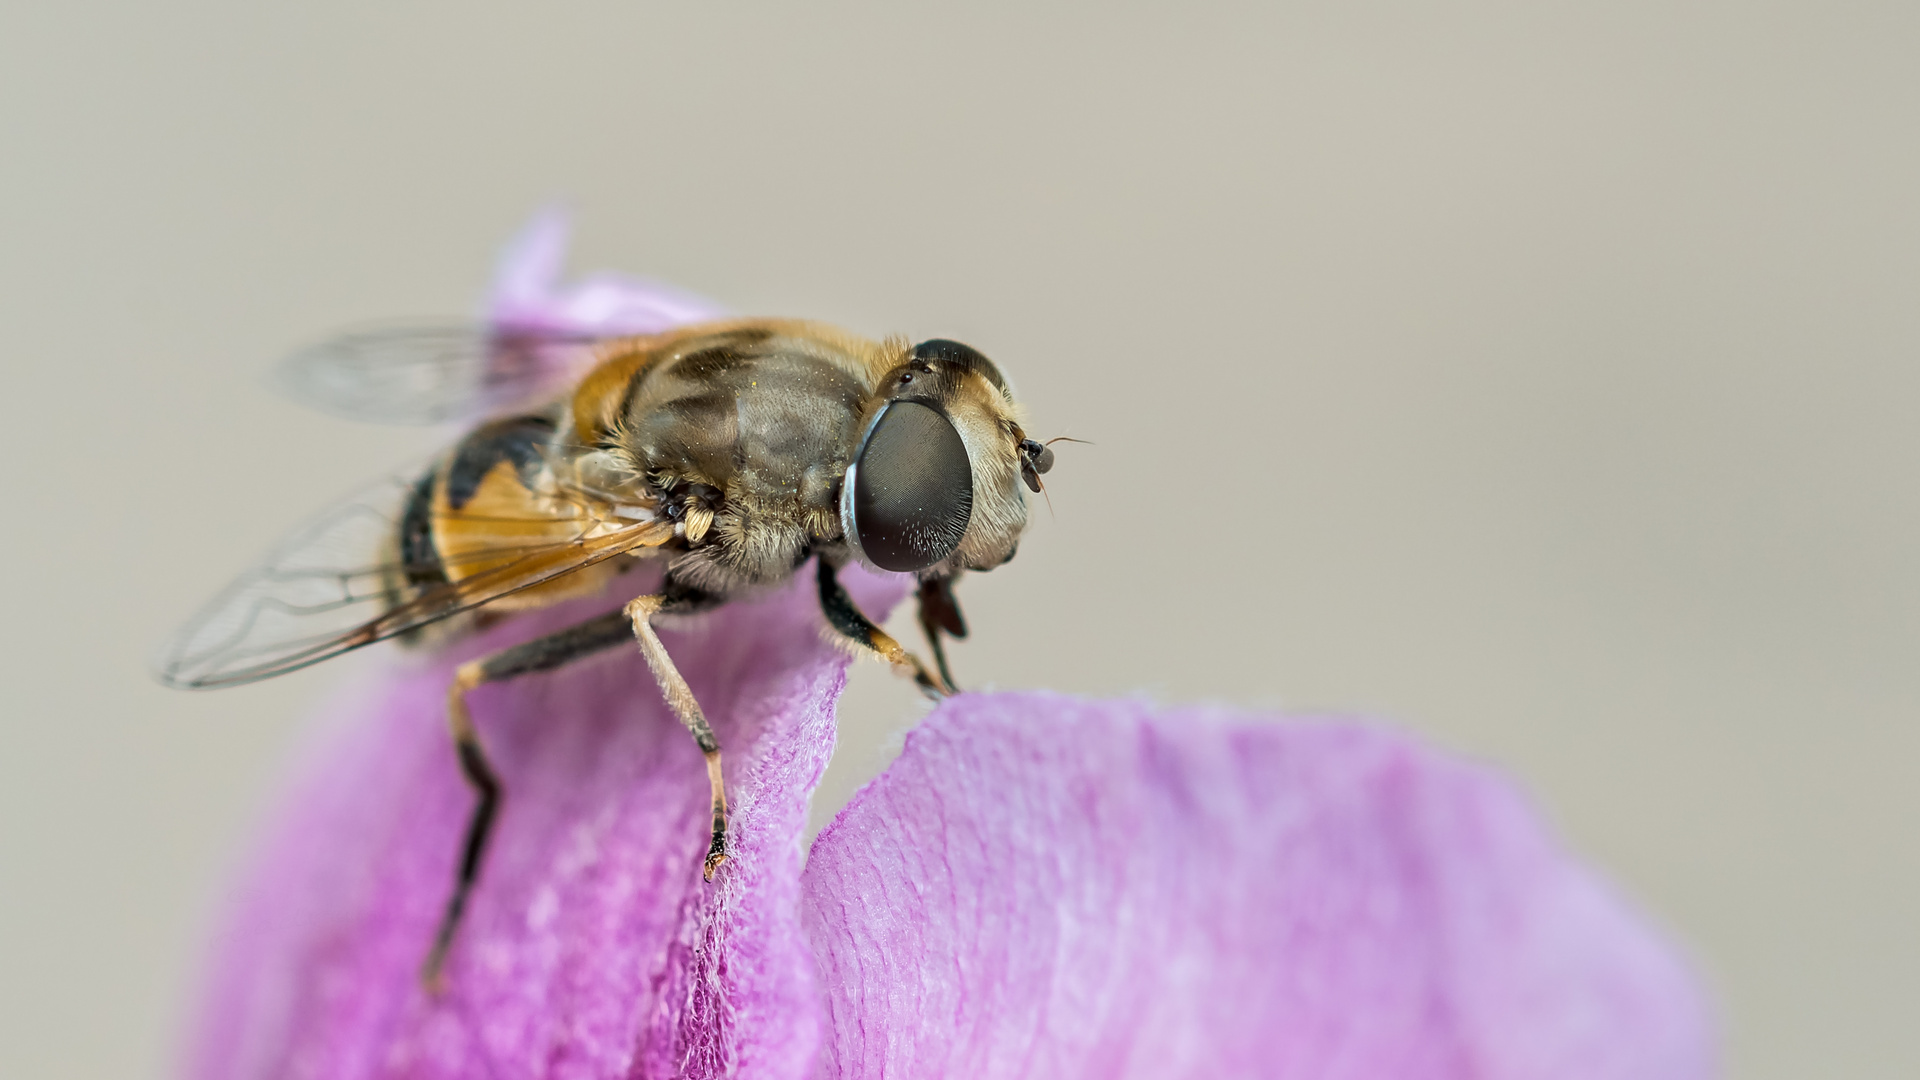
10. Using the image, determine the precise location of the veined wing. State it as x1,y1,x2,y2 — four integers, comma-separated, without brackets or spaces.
273,324,615,425
156,471,671,689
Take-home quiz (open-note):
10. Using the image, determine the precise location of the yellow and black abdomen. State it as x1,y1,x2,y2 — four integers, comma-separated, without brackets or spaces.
386,412,622,638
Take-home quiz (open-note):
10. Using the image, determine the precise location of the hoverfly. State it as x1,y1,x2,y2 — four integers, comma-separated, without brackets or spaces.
157,318,1061,984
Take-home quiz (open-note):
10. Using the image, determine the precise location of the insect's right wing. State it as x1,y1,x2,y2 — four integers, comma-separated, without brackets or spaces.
273,324,615,425
156,471,672,690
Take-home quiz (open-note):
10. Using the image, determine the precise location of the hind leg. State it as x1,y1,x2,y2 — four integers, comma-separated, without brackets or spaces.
422,608,633,990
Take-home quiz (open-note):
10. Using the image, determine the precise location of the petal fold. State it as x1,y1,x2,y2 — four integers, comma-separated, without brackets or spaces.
188,571,906,1080
800,692,1715,1080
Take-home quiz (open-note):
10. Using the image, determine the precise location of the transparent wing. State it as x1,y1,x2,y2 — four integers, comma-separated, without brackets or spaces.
156,471,671,689
273,324,613,425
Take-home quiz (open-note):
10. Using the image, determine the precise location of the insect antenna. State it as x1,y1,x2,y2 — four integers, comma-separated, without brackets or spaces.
1035,436,1088,516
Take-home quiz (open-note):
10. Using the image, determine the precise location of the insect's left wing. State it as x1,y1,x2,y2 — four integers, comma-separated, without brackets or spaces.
156,472,671,689
273,324,614,425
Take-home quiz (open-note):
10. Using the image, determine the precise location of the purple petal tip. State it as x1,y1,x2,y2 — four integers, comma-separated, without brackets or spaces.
487,207,726,335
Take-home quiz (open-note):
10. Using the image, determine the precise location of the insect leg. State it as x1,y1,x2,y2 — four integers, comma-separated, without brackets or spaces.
622,583,732,882
915,575,968,694
818,557,951,698
423,608,634,990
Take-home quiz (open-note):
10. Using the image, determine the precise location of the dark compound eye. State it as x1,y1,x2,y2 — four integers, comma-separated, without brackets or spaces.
847,401,974,572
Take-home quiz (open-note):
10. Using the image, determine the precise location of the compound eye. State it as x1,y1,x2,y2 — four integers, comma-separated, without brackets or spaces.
848,401,974,572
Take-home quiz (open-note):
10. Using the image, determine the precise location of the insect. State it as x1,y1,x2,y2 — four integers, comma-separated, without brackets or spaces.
157,317,1062,985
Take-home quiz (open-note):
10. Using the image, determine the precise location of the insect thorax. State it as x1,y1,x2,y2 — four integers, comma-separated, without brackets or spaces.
596,332,879,594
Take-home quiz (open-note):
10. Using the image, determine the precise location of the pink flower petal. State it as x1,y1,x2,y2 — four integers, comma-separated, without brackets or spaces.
487,208,726,334
800,692,1716,1079
187,570,909,1080
185,215,1714,1079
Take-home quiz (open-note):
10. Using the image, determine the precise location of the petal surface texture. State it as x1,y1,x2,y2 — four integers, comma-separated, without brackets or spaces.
187,572,903,1080
801,692,1716,1080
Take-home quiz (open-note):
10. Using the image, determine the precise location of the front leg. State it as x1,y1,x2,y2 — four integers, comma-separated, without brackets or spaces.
817,557,951,698
915,574,968,694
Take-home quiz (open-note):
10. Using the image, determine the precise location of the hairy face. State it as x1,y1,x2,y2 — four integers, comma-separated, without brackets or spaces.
841,339,1030,577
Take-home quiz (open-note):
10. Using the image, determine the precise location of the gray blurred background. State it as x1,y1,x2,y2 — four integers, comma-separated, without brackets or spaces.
3,3,1915,1076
